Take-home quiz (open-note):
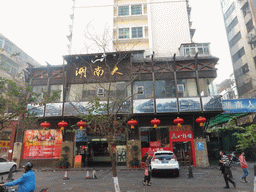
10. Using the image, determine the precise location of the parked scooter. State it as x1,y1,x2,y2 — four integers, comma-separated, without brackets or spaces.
229,151,240,164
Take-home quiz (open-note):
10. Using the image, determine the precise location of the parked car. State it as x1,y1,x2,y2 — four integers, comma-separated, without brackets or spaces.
0,158,17,173
151,150,179,177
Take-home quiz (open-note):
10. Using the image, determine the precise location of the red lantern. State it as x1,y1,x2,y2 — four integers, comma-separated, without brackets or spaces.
127,119,138,129
196,116,206,127
58,121,68,131
77,120,86,130
173,117,184,128
151,118,160,128
40,121,51,130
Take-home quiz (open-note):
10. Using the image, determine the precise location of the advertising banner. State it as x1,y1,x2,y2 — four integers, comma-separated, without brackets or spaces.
0,141,10,158
23,130,62,159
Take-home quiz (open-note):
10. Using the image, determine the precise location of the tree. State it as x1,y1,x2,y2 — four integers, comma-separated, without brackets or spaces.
207,117,256,160
0,77,61,131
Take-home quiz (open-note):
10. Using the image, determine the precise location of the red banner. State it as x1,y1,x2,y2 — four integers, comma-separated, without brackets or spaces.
23,130,62,159
150,141,161,148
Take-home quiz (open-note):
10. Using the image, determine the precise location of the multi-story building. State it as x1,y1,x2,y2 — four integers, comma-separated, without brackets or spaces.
220,0,256,98
218,73,238,100
0,33,41,161
68,0,194,57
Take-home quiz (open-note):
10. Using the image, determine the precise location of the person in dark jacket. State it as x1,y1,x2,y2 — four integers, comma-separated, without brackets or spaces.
0,162,36,192
219,151,236,189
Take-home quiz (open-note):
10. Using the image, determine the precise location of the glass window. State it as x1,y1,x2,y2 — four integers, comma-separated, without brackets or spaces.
177,79,198,97
33,85,48,102
229,32,241,48
118,28,130,39
226,17,238,34
133,81,153,99
118,6,129,16
132,27,143,38
224,2,235,20
246,19,253,33
155,80,176,98
198,48,203,55
232,47,245,63
131,5,142,15
198,78,217,96
141,127,169,148
50,85,63,102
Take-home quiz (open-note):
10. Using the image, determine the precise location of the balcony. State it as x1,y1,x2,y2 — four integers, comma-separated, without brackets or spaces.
179,43,211,57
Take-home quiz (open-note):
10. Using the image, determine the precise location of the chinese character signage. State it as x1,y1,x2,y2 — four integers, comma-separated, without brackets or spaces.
169,131,193,141
150,141,161,148
23,130,62,159
222,99,256,113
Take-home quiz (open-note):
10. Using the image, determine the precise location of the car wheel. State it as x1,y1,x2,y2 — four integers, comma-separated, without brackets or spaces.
10,165,16,173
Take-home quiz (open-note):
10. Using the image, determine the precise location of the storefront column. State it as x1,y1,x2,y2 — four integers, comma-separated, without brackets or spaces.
61,141,74,168
12,142,23,168
194,138,209,167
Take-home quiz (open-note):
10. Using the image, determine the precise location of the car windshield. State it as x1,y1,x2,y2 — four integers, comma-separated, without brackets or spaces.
155,153,174,160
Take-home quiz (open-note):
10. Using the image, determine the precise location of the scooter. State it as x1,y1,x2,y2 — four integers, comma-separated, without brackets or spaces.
229,151,240,164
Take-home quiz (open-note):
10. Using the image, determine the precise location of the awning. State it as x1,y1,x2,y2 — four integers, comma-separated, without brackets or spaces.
207,113,249,128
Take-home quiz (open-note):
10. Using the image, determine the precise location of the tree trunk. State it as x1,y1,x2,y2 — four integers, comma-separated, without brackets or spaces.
107,136,121,192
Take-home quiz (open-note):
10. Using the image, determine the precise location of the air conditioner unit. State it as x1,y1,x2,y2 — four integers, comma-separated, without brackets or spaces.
97,88,104,96
144,49,154,59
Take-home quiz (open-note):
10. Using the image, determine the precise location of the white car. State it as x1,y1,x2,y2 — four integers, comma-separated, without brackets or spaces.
151,150,179,177
0,158,17,173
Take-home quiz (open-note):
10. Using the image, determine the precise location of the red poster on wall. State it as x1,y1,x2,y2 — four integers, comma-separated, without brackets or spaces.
23,130,62,159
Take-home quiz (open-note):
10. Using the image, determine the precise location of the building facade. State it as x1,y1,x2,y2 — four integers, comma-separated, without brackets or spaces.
68,0,194,57
0,33,41,161
13,47,223,168
220,0,256,98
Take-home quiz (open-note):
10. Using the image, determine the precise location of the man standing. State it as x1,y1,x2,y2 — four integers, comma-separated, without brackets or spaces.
239,152,249,183
219,151,236,189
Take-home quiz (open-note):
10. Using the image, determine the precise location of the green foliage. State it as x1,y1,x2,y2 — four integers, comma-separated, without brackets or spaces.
233,124,256,150
129,157,139,167
0,77,61,130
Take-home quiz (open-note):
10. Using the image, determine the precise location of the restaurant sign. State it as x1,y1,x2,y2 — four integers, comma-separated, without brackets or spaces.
23,130,62,159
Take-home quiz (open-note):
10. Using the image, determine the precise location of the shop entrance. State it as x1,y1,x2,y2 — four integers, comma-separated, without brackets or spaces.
173,142,193,165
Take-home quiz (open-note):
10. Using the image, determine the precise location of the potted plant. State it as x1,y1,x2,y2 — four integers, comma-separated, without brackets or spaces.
57,146,71,169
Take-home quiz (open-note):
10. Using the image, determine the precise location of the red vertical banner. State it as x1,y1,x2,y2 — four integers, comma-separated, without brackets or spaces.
23,130,62,159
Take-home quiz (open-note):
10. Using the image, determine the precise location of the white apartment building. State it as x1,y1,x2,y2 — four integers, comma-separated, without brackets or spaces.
220,0,256,98
67,0,195,57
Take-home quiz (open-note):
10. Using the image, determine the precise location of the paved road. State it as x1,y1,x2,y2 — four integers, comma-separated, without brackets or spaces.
1,163,255,192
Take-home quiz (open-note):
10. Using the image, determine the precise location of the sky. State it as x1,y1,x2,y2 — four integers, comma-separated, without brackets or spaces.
0,0,233,84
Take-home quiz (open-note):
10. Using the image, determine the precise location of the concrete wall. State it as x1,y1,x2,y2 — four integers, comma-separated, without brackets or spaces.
12,142,23,168
194,138,209,167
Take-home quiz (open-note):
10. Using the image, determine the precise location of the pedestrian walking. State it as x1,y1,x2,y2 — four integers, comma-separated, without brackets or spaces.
143,156,151,186
219,151,236,189
239,151,250,183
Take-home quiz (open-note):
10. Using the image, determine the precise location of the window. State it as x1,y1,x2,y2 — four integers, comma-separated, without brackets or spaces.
234,63,249,77
226,17,238,34
118,6,129,16
132,27,143,38
50,85,63,102
241,2,249,17
198,78,216,96
118,28,129,39
97,88,104,96
131,5,142,15
137,86,144,95
232,47,245,63
224,2,235,20
177,79,198,97
246,19,253,33
229,32,241,48
155,80,176,98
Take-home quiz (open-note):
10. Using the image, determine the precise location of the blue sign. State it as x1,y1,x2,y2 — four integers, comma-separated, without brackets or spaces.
196,142,204,151
222,98,256,113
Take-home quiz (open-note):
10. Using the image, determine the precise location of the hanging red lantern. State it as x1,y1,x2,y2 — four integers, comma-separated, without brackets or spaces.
77,120,86,130
58,121,68,131
151,118,160,128
40,121,51,130
173,117,184,128
196,116,206,127
127,119,138,129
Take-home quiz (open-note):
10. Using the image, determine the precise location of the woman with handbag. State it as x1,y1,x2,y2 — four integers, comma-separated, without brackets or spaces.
219,151,236,189
143,156,151,186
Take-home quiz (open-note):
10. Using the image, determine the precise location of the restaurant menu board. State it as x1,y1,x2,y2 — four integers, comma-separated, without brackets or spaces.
23,130,62,159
